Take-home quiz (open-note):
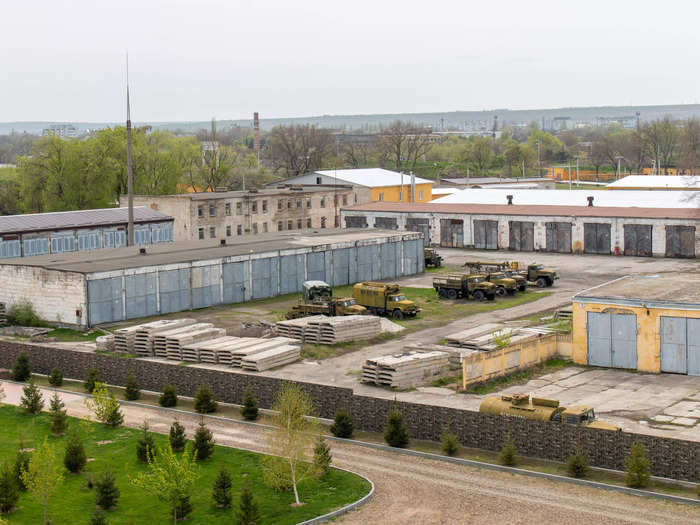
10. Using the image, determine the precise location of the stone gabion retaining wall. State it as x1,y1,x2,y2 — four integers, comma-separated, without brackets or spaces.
1,341,697,481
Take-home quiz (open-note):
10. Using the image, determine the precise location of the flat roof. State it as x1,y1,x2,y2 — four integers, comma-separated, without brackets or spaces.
2,228,417,274
127,185,353,202
314,168,433,188
607,175,700,190
432,188,698,208
441,177,550,185
0,207,173,235
574,274,700,308
340,201,700,220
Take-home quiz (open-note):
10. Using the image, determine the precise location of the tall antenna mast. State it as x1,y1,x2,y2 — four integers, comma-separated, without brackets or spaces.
126,52,135,247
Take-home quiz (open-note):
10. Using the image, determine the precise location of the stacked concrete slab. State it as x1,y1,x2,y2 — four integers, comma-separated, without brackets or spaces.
134,319,196,356
114,325,142,353
230,337,298,367
362,351,450,389
152,323,214,358
276,315,381,344
404,342,476,365
444,323,505,348
165,327,226,361
240,344,302,372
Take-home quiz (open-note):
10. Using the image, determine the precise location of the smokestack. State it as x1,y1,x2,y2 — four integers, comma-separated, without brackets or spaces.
253,112,260,160
587,196,594,207
506,195,513,205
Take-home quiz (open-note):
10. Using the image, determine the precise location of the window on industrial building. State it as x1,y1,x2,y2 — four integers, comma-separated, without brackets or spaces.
209,204,215,217
342,194,348,205
262,200,268,213
306,218,312,228
287,199,292,209
263,222,268,232
252,201,257,214
236,202,242,215
321,217,326,228
253,223,258,234
278,221,283,231
379,193,384,201
287,220,293,230
226,225,231,237
296,199,301,209
225,202,231,216
297,219,302,229
198,227,204,239
354,193,358,204
335,216,339,228
209,227,216,238
278,200,283,210
237,225,242,235
198,205,203,217
418,190,423,201
316,176,322,184
320,197,326,208
306,196,311,208
399,190,403,201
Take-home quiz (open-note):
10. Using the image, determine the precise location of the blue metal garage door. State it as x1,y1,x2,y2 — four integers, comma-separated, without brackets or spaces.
88,277,123,325
251,258,279,299
191,265,221,309
587,312,637,369
222,261,247,304
661,317,700,375
125,273,157,319
280,255,305,294
159,268,191,314
380,243,398,279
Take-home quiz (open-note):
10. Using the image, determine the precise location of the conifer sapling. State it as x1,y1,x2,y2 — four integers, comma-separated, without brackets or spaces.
64,430,87,473
211,466,232,508
240,388,259,421
49,392,68,435
192,419,214,461
168,420,186,452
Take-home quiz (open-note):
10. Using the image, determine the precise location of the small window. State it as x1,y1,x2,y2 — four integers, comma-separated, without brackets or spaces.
287,220,293,230
263,222,268,233
297,219,302,229
354,193,358,204
253,223,258,234
316,176,322,184
306,218,312,228
378,193,384,201
209,226,216,238
198,227,204,239
306,196,311,208
278,221,284,231
342,194,348,205
252,201,258,214
197,205,203,217
225,202,231,216
321,217,326,229
335,216,339,228
209,204,215,217
236,202,242,215
226,225,232,237
262,200,268,213
278,200,283,210
418,190,423,201
287,199,292,209
399,191,403,201
237,225,242,235
320,197,326,208
334,195,338,206
296,199,301,209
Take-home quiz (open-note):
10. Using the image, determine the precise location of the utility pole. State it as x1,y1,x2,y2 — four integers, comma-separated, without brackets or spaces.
126,53,134,247
536,139,541,178
568,160,572,190
615,155,623,180
575,155,580,187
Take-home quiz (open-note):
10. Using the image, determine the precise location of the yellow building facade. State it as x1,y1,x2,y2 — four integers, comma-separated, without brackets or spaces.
371,182,433,203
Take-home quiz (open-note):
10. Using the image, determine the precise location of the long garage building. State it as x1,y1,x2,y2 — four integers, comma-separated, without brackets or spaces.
341,189,699,258
0,229,423,328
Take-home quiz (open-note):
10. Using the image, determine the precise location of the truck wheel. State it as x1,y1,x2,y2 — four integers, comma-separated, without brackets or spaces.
519,284,527,292
536,277,547,288
438,288,447,298
495,287,507,297
447,289,458,300
487,293,496,301
472,290,484,301
392,309,404,320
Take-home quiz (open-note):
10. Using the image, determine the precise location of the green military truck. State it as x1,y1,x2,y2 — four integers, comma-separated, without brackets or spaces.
520,264,558,288
433,274,497,301
286,281,367,319
352,282,420,320
463,262,518,296
424,247,443,268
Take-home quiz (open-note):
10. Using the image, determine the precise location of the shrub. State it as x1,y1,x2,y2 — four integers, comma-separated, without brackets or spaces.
7,300,43,327
95,470,120,510
383,405,409,448
83,367,101,394
625,440,651,488
330,410,354,439
0,461,19,514
566,445,589,479
49,392,68,435
64,430,87,473
48,368,63,387
158,384,177,408
234,485,260,525
124,374,140,401
192,419,214,461
11,352,31,382
499,435,517,466
13,451,30,491
240,388,259,421
441,428,459,457
169,420,186,452
212,466,232,508
313,436,332,477
19,380,44,415
136,421,156,463
194,383,217,414
88,507,108,525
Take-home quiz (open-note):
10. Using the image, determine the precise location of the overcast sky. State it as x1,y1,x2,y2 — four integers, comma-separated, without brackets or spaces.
2,0,699,122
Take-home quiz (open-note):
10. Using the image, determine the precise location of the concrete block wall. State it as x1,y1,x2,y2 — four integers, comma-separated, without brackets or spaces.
0,340,697,481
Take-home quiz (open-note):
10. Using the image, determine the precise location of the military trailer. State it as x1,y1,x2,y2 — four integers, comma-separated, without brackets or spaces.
479,394,620,430
286,281,367,319
433,274,496,301
352,282,420,320
424,247,443,268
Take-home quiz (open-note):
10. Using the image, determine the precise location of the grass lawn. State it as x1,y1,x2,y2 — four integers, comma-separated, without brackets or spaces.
0,405,370,525
45,328,102,343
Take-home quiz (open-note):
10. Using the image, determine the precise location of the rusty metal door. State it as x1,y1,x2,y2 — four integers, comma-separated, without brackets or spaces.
406,218,430,246
509,221,534,251
545,222,571,253
624,224,652,257
474,220,497,249
666,225,696,258
440,219,464,247
375,216,398,230
344,216,368,228
584,223,611,254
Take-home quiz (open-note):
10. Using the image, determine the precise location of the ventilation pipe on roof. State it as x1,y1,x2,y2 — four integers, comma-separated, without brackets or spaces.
506,195,513,205
587,196,594,207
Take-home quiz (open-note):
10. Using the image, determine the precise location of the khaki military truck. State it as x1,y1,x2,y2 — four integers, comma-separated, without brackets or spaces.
479,394,620,431
424,247,443,268
286,281,367,319
433,274,497,301
352,282,420,320
519,263,558,288
463,261,528,292
463,262,518,296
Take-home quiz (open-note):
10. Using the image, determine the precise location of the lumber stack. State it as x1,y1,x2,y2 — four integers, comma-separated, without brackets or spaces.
230,337,299,367
165,327,226,361
362,351,449,389
152,323,214,358
240,344,302,372
134,319,196,356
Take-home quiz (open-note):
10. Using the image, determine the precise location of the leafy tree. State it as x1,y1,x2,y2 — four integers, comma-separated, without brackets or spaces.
88,507,108,525
64,430,87,473
330,410,354,439
20,380,44,415
313,436,332,477
566,444,589,479
83,367,101,394
234,485,260,525
169,420,186,453
49,392,68,435
94,470,120,510
84,383,123,437
499,435,517,466
211,466,232,508
240,388,259,421
124,374,140,401
20,437,64,525
267,124,334,176
129,443,199,525
383,404,409,448
441,428,459,457
193,383,217,414
12,352,31,382
192,419,214,461
625,441,651,488
159,384,177,408
48,368,63,387
263,383,319,505
136,421,156,463
0,461,19,514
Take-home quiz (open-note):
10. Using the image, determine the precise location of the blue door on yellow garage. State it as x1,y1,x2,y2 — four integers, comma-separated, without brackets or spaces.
661,317,700,375
587,312,637,369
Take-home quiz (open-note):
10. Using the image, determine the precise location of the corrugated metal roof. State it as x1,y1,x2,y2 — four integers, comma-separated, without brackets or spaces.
432,188,698,208
341,201,700,220
607,175,700,189
0,207,173,235
314,168,433,188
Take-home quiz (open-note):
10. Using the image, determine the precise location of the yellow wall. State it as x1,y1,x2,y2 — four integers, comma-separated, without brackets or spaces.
370,183,433,203
640,167,693,175
547,167,614,181
572,302,700,372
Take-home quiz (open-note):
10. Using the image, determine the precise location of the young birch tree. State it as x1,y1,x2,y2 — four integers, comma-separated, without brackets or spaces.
84,382,123,441
263,383,319,505
20,437,63,525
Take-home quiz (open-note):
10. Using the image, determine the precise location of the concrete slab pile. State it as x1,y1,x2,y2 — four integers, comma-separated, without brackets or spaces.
230,337,298,367
404,342,477,365
181,336,246,363
113,325,142,353
240,344,302,372
165,327,226,361
134,319,196,356
152,323,214,358
276,315,382,344
444,323,505,347
362,350,450,389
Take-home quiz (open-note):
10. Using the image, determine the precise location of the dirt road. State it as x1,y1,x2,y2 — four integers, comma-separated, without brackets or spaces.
3,382,698,525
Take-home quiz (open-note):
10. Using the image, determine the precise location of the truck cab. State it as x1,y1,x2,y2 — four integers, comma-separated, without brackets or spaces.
523,264,558,288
